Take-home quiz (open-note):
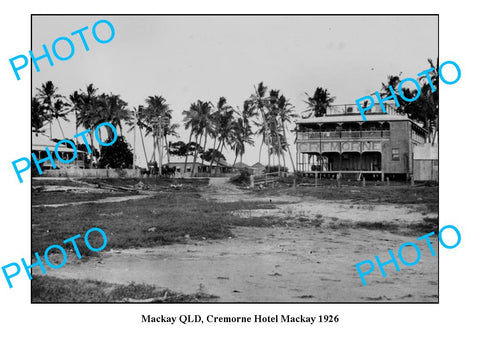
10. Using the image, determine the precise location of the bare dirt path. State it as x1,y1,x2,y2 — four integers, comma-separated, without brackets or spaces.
49,223,438,302
47,179,438,302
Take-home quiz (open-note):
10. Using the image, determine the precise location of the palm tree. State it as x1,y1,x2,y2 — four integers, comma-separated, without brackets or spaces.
249,82,271,170
269,132,288,169
265,89,284,175
304,87,336,118
51,99,69,138
32,97,45,135
418,58,439,143
380,58,439,143
127,105,149,167
76,83,99,136
187,100,211,177
97,93,131,138
182,101,201,174
68,91,83,141
277,94,297,172
234,100,256,165
163,122,180,164
230,117,254,167
209,97,234,175
36,81,64,138
200,102,216,170
144,95,172,172
76,83,100,167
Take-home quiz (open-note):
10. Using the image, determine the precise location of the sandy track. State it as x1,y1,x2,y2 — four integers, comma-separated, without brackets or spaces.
44,180,438,302
48,223,438,302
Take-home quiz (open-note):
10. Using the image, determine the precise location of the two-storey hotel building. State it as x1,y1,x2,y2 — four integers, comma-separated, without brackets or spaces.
295,103,428,180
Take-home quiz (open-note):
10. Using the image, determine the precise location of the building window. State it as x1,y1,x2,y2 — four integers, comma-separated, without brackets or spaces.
392,148,400,161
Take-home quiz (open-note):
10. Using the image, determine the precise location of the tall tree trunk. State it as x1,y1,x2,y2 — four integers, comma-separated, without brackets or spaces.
89,132,96,169
157,130,162,175
74,112,78,143
183,131,193,175
214,141,224,176
232,152,238,167
258,140,263,163
262,112,271,172
209,138,220,175
152,135,156,162
191,133,202,177
164,134,170,163
200,129,208,168
139,127,148,167
282,122,296,172
274,125,282,176
56,118,66,139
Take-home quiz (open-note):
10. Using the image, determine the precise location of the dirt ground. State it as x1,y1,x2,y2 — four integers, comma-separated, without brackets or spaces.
37,177,439,302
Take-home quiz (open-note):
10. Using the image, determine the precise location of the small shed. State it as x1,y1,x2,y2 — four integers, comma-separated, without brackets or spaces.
413,144,438,182
251,162,266,175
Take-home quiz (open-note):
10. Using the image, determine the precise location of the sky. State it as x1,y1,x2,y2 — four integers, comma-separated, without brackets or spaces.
32,15,438,168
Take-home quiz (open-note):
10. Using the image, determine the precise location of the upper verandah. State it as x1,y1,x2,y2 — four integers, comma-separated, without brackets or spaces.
296,102,410,124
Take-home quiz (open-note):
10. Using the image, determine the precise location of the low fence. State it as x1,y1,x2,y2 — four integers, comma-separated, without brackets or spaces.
250,171,289,188
43,168,141,178
193,172,236,178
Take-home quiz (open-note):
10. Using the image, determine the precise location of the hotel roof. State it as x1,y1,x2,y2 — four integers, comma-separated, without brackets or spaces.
296,114,411,124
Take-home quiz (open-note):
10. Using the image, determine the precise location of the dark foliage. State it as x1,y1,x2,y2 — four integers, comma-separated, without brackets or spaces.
98,135,133,169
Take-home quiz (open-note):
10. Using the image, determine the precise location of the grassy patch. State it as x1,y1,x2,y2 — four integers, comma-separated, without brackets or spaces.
326,216,439,237
32,275,218,302
32,191,134,205
81,177,209,190
32,193,279,254
32,179,88,187
258,185,438,214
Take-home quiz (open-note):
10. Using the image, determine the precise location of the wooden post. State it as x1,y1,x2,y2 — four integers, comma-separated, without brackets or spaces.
132,120,136,170
315,172,318,187
381,172,384,182
250,175,254,189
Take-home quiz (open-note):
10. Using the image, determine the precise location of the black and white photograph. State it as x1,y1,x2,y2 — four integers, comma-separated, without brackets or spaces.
4,1,480,347
30,15,439,303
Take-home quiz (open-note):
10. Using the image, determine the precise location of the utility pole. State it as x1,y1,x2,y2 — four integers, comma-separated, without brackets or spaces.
132,110,136,169
158,116,163,171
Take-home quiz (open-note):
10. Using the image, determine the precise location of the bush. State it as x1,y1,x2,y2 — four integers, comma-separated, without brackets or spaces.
230,168,251,185
98,135,133,169
265,165,288,173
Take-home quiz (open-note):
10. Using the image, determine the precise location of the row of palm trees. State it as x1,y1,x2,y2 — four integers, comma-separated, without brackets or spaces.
32,80,338,174
180,82,309,177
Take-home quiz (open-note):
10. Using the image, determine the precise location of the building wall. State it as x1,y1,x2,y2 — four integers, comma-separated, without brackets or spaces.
414,160,438,181
382,121,411,174
295,120,420,175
